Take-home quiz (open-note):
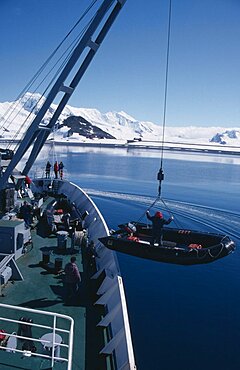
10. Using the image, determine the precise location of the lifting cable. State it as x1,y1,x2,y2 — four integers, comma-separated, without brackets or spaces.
8,37,81,151
157,0,172,198
136,195,160,224
136,195,183,229
7,1,98,149
0,0,99,145
136,0,174,225
160,198,183,229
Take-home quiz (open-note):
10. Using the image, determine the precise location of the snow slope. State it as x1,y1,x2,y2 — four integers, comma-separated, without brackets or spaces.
0,92,239,146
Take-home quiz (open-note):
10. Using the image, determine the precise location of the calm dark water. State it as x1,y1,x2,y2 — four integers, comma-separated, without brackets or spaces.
34,146,240,370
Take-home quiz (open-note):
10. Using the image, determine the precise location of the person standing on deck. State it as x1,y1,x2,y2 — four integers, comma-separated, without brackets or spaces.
25,175,32,188
64,256,81,303
20,201,33,228
86,240,99,269
58,161,64,180
62,212,70,231
45,161,51,178
146,211,173,246
54,161,59,179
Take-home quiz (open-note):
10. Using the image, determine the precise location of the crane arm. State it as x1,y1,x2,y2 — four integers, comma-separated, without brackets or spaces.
0,0,127,190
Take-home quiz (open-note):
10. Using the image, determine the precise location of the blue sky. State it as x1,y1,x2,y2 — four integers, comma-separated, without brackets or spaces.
0,0,240,127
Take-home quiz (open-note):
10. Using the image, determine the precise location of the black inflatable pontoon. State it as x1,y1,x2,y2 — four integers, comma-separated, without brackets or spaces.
99,222,236,265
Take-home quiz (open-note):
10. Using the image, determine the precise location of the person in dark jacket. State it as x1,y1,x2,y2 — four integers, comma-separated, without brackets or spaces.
58,161,64,180
62,212,70,231
45,161,51,178
146,210,173,246
86,240,99,269
20,201,33,228
64,256,81,303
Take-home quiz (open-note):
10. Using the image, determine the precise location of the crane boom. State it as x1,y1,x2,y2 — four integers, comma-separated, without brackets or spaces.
0,0,126,191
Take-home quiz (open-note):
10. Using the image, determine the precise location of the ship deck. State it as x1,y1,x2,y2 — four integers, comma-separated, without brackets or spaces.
0,199,108,370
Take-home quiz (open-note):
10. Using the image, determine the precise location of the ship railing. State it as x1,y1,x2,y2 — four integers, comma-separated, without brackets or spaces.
30,167,69,181
94,276,136,370
0,303,74,370
31,178,137,369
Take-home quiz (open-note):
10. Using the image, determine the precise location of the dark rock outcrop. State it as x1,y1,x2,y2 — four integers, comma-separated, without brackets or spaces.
62,115,116,139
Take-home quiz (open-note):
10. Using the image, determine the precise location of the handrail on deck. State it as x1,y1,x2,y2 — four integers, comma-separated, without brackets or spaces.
0,303,74,369
31,168,69,181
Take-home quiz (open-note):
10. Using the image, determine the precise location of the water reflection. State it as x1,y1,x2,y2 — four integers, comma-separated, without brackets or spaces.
35,144,240,164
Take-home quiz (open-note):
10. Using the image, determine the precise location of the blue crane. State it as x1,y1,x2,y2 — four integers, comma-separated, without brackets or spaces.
0,0,127,191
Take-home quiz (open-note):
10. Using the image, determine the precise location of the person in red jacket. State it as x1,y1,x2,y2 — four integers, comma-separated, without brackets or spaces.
24,175,32,188
54,161,59,179
146,210,173,247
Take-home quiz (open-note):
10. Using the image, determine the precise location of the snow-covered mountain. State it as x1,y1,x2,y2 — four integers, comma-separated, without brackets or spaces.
210,130,240,145
0,92,160,141
0,92,239,146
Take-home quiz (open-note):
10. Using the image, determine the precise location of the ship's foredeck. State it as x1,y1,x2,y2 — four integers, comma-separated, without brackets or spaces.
0,199,107,370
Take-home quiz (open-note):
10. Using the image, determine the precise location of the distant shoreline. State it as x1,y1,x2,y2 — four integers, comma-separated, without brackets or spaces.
0,138,239,156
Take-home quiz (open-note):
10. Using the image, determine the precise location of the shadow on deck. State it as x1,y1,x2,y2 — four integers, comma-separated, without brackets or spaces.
0,216,112,369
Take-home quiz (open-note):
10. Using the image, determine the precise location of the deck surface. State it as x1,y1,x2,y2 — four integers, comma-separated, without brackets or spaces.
0,205,107,369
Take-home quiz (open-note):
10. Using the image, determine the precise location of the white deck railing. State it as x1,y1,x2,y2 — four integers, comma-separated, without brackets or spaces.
0,303,74,369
